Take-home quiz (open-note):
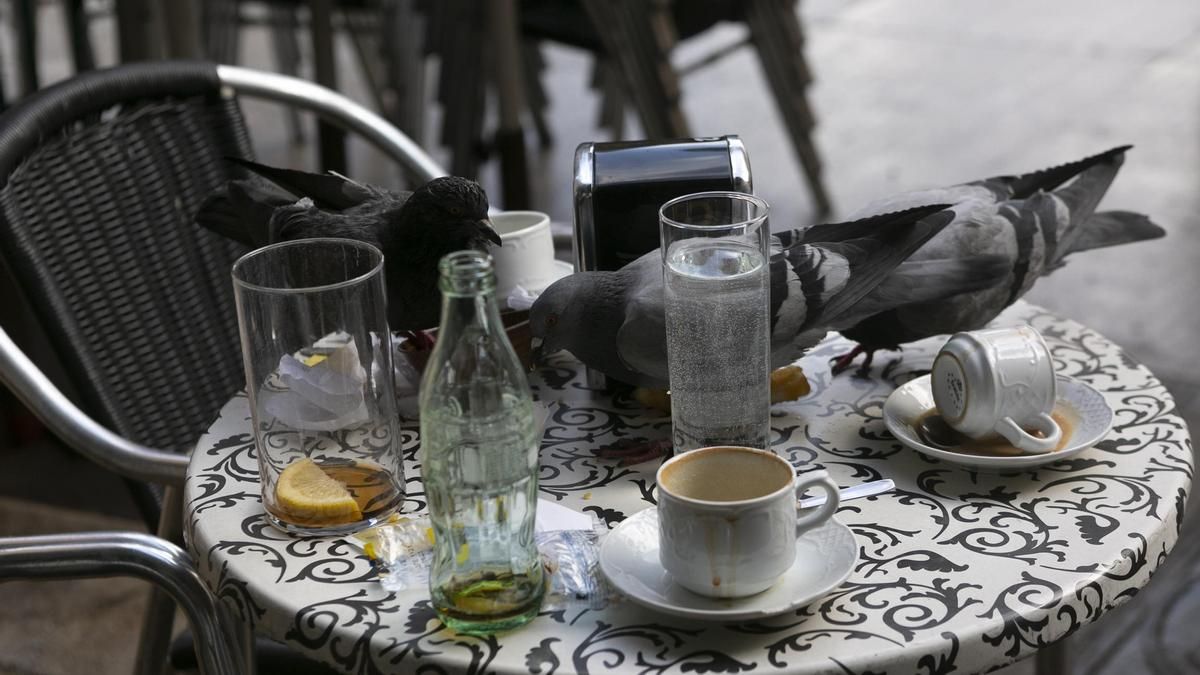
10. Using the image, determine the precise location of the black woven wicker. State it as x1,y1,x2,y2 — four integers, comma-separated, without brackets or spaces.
0,61,252,521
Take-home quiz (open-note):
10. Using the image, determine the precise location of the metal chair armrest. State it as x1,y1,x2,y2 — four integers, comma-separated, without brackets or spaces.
0,532,245,675
217,64,446,184
0,326,187,486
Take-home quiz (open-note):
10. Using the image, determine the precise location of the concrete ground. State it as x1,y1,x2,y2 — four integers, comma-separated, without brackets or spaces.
1,1,1196,673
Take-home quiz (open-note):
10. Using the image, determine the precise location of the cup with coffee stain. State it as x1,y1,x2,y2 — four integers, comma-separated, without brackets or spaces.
930,325,1062,454
655,446,839,599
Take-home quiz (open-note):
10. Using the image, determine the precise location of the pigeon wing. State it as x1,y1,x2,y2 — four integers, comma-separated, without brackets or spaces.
269,200,384,249
615,291,670,387
842,255,1010,325
195,177,293,247
768,242,848,345
226,157,386,210
794,205,956,327
614,258,670,387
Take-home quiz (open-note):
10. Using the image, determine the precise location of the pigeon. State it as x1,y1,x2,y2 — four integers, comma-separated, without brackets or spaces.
196,158,501,336
529,203,1011,390
830,145,1166,373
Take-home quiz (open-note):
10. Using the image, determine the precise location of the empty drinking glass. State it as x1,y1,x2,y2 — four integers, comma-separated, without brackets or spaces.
232,238,404,535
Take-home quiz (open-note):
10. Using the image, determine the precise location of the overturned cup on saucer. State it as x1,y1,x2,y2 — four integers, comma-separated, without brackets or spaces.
930,325,1061,454
655,446,839,599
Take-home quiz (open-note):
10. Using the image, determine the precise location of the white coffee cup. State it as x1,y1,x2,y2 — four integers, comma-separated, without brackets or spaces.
489,211,562,301
656,446,840,599
930,324,1061,454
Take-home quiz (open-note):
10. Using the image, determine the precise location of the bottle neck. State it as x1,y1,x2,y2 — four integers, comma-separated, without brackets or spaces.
438,290,503,336
434,250,503,338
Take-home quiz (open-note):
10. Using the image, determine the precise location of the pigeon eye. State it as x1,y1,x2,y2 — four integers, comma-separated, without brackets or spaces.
546,314,558,328
449,206,463,217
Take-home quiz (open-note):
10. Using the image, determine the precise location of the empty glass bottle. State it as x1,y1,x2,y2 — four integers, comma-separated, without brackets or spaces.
419,250,544,634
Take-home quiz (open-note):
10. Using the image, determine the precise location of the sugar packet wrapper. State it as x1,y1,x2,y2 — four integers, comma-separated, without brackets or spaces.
350,500,618,611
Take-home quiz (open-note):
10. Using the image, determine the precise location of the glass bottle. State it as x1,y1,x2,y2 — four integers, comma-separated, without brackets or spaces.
419,250,544,634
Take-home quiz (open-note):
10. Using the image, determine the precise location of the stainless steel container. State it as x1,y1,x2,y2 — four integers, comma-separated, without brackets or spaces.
573,136,752,273
571,136,753,389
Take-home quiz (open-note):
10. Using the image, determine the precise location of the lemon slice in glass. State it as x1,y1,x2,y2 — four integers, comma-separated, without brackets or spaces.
276,458,362,524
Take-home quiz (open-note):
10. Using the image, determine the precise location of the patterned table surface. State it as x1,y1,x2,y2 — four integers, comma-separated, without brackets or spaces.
185,302,1193,675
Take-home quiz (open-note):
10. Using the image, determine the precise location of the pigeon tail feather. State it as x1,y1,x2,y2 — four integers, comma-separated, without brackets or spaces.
973,145,1132,199
1042,151,1129,264
1064,210,1166,256
225,156,377,210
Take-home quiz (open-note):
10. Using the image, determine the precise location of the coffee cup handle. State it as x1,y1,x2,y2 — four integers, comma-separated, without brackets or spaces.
995,413,1061,454
794,470,840,536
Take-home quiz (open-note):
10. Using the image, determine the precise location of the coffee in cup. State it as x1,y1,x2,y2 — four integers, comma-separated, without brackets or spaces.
930,324,1060,454
656,446,839,598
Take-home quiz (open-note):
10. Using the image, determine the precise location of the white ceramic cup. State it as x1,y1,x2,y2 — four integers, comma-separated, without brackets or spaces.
489,211,558,300
930,324,1061,454
656,446,840,599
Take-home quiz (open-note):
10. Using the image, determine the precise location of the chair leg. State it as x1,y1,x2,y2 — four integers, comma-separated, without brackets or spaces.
580,0,689,139
593,60,628,140
161,0,203,58
743,0,832,216
133,485,184,675
266,4,306,144
0,532,245,675
114,0,160,62
434,0,488,178
522,41,554,149
309,0,348,172
64,0,95,73
14,0,39,96
488,0,531,209
201,0,241,64
135,584,178,675
378,0,428,149
226,604,259,675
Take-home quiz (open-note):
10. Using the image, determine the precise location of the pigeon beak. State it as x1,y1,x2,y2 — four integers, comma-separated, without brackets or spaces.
480,218,502,247
530,336,544,366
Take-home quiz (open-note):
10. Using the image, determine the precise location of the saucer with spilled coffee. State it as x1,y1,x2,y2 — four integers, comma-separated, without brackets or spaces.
883,374,1113,471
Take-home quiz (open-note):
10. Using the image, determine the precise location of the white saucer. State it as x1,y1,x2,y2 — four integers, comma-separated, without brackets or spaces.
530,260,573,293
884,374,1114,471
598,508,857,621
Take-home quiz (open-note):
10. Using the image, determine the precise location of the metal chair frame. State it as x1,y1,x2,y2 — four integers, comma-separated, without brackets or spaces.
0,532,248,675
0,60,447,675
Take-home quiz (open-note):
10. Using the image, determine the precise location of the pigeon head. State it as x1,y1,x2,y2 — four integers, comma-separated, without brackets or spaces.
399,176,501,247
529,273,588,364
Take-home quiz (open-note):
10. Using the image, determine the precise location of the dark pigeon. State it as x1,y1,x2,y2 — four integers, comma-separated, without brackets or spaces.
196,158,501,332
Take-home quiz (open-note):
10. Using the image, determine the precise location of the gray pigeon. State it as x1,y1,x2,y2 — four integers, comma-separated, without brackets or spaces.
196,158,501,334
529,204,1010,389
831,145,1165,372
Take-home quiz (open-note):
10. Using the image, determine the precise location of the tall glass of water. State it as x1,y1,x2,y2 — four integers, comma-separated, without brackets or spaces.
660,192,771,454
232,238,404,536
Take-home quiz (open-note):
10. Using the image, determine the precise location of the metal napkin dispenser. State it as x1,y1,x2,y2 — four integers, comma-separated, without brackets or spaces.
573,136,752,272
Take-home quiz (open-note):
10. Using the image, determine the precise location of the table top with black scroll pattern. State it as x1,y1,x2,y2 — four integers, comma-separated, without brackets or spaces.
184,302,1193,675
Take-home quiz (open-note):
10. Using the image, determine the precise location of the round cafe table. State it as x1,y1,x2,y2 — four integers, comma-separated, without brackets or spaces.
184,302,1193,674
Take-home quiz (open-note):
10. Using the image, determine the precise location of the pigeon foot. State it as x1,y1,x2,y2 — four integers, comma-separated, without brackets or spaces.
596,438,673,466
830,345,874,375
